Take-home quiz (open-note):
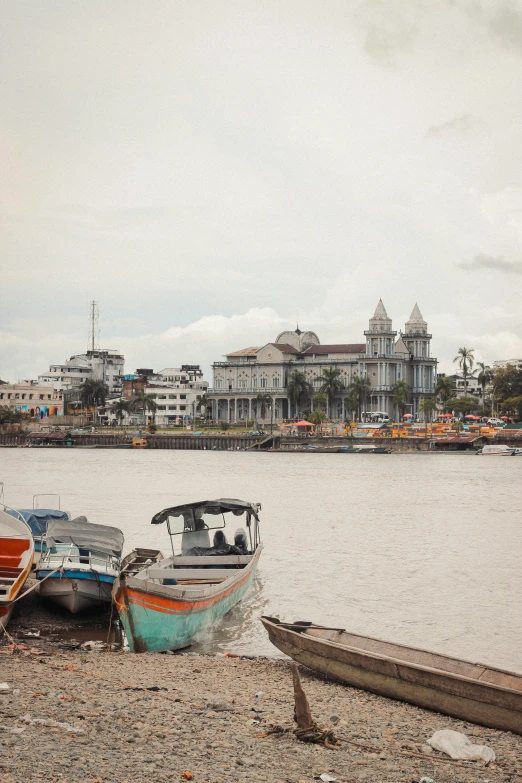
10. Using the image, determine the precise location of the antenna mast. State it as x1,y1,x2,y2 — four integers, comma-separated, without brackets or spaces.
87,300,100,352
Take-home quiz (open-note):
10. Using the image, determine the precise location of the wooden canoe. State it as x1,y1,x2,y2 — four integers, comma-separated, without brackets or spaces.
0,509,35,633
261,617,522,735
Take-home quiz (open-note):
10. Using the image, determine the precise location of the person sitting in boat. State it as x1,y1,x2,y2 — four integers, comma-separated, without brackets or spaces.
233,528,248,554
212,529,230,554
181,514,211,554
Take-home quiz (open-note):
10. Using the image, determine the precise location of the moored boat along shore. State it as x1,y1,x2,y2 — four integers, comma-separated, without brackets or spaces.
1,645,522,783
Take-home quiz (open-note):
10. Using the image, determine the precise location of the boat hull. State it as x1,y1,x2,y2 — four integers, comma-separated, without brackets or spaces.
0,509,35,633
114,547,262,652
0,603,14,633
37,571,114,613
261,619,522,735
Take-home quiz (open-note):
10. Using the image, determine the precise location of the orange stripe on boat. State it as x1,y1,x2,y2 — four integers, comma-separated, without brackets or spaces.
117,569,252,616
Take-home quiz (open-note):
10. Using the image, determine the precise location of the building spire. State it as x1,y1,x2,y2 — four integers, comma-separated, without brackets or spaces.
373,298,388,319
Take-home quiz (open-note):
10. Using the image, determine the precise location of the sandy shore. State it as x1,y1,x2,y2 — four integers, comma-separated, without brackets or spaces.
1,640,521,783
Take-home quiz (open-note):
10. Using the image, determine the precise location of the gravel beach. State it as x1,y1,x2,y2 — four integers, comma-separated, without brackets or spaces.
1,641,521,783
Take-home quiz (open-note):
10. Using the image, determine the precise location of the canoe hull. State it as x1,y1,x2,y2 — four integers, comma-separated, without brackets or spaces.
261,619,522,736
115,547,261,652
37,572,114,613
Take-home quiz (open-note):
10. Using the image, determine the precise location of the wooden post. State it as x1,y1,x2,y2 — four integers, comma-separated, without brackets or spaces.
291,663,313,729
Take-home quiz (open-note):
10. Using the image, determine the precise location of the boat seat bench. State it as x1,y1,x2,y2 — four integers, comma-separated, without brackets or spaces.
146,567,243,581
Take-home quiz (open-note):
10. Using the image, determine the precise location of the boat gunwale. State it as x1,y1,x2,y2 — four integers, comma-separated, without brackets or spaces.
262,618,522,701
119,544,263,603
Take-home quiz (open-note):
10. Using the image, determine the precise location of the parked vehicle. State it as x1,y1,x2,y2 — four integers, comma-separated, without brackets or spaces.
487,418,505,427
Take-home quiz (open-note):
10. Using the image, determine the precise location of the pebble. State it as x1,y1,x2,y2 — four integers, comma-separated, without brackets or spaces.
0,650,521,783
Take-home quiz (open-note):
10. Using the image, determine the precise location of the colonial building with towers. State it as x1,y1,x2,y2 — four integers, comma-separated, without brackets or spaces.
208,301,437,422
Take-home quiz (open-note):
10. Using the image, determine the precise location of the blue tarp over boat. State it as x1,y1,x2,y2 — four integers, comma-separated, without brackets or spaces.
5,508,69,537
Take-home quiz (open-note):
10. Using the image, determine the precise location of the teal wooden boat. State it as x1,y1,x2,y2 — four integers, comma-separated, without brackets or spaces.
113,498,263,652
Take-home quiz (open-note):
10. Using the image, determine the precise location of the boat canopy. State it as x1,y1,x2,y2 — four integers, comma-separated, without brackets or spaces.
5,508,69,537
46,516,124,556
151,498,261,525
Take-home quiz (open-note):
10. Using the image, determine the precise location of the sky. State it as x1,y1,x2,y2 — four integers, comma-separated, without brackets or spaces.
2,0,522,382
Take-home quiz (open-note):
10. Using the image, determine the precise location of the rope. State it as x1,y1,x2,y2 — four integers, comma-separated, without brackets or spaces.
256,721,340,749
6,566,64,606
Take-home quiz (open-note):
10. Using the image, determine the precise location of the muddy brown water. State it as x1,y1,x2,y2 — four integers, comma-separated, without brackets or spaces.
2,449,521,669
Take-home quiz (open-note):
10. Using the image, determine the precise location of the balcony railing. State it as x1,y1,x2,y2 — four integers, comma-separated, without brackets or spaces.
208,387,285,395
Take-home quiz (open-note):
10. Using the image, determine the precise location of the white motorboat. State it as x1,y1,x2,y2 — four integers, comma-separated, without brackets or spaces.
36,516,124,613
477,444,515,456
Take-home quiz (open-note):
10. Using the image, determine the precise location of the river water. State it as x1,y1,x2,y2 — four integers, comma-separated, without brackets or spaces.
2,449,521,670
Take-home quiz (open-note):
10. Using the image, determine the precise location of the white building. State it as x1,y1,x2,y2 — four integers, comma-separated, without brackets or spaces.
208,301,437,422
39,349,125,393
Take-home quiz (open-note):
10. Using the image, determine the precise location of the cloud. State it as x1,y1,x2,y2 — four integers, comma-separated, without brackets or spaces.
487,2,522,52
426,114,478,138
459,254,522,274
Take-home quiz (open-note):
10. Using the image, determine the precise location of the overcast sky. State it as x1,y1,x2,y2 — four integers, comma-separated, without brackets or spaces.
2,0,522,382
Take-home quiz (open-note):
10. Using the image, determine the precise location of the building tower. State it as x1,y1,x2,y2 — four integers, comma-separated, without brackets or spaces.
365,299,396,358
402,303,436,414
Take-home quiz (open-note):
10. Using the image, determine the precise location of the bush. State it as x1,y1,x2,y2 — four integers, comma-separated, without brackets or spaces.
147,423,158,434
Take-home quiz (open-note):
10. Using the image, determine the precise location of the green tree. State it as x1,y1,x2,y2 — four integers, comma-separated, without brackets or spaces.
500,396,522,420
453,347,475,394
319,366,345,418
79,379,109,424
418,397,438,438
309,409,327,432
112,399,130,425
435,374,456,408
445,395,479,416
132,391,158,425
343,392,359,421
255,392,272,420
392,379,409,420
476,362,493,412
453,420,464,436
492,364,522,409
197,393,211,418
0,406,25,424
286,370,313,419
313,392,327,412
348,376,371,421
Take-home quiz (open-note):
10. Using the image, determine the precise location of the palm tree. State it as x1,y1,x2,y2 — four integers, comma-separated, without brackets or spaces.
343,392,359,421
418,397,437,438
476,362,493,411
435,374,456,408
132,391,157,426
112,399,130,426
391,379,409,420
349,376,371,421
319,366,345,418
309,409,327,433
313,391,327,411
255,392,272,421
197,393,211,419
286,370,313,419
454,347,475,394
79,379,109,424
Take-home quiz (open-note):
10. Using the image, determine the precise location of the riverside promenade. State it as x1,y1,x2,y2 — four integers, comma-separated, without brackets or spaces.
0,431,506,452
